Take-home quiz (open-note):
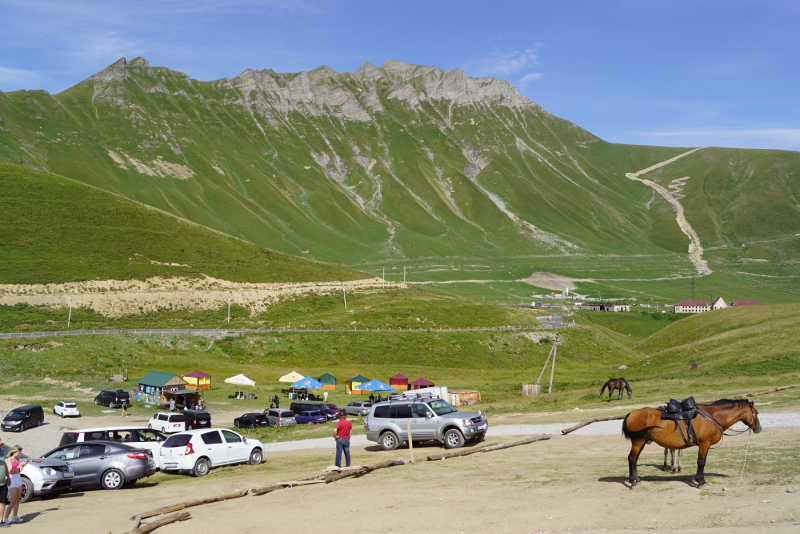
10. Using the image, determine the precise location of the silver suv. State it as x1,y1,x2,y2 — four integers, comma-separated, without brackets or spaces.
364,392,487,450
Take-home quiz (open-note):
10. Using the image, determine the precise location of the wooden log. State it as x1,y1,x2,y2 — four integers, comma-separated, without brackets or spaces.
132,488,248,520
130,511,190,534
737,385,796,398
561,415,625,435
480,434,550,451
129,515,142,533
250,484,283,496
426,442,500,461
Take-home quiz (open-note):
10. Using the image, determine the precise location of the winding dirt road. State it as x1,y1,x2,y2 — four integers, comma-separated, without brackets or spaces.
626,148,712,276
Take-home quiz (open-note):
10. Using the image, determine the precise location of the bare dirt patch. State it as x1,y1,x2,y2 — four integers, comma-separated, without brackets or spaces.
522,272,589,291
16,423,799,533
0,276,399,317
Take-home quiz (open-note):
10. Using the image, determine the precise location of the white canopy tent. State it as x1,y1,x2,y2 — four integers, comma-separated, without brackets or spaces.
279,371,304,383
224,374,256,397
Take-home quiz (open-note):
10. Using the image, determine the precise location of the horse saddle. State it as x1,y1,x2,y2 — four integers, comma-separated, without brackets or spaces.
659,396,699,446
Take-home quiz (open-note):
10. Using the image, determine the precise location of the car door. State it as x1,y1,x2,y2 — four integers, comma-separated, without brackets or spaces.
389,404,412,440
199,431,227,466
221,430,248,463
410,403,437,440
55,402,63,416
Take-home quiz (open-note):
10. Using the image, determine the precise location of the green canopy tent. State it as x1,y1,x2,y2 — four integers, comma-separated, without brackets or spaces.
318,373,337,391
345,374,371,395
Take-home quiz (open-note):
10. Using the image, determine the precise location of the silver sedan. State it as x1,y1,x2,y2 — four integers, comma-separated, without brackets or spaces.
41,441,156,491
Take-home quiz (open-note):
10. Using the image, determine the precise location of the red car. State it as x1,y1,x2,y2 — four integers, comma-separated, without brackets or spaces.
324,404,342,416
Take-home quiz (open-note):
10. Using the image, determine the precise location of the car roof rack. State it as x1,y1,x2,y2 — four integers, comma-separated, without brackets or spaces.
387,391,437,402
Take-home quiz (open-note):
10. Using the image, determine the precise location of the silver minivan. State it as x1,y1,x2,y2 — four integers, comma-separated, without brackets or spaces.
364,392,487,450
265,409,297,427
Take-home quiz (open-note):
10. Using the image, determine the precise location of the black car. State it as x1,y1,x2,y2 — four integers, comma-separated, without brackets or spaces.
183,410,211,430
1,405,44,432
94,389,131,408
233,413,268,429
42,441,157,490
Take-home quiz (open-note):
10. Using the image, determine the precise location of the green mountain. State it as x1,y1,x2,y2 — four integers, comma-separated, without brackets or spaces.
1,58,798,283
0,163,364,284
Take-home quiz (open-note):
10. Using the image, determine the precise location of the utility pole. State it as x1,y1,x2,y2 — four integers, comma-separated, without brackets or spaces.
548,336,560,394
227,292,231,323
403,266,406,284
342,284,347,309
67,297,72,329
382,267,385,288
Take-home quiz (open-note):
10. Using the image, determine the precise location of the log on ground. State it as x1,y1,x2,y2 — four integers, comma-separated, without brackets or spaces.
132,488,248,520
480,435,550,452
561,416,626,435
129,511,190,534
426,442,499,461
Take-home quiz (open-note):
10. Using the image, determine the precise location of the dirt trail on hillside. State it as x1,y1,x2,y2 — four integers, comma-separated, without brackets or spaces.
626,148,712,276
0,276,399,317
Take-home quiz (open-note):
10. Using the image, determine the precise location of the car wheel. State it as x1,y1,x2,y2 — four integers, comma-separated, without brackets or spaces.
249,449,263,465
193,458,210,477
61,413,65,419
234,421,240,428
249,423,255,429
186,424,193,430
19,477,33,504
94,398,100,405
444,429,465,449
148,424,153,429
109,402,116,408
380,431,399,451
101,469,125,490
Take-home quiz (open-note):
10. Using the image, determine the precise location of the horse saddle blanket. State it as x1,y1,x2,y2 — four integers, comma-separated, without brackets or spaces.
659,396,699,445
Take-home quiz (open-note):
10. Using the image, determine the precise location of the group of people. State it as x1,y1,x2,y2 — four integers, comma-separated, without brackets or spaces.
0,443,27,526
368,393,384,404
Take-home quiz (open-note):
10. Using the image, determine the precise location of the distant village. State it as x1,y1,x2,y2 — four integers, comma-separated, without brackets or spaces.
529,290,759,314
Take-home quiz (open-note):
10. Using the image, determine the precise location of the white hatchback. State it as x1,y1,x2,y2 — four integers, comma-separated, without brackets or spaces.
148,412,186,434
159,428,264,476
53,401,80,418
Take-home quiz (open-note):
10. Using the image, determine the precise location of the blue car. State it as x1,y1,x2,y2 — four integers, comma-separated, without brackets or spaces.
295,410,326,424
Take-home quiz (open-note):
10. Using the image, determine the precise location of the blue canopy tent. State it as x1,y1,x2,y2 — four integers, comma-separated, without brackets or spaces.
292,376,324,389
354,379,396,393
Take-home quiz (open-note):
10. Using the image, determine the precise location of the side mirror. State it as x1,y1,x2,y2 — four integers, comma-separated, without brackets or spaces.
426,412,433,418
243,438,248,444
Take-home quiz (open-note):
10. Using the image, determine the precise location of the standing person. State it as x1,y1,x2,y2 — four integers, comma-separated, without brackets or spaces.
333,411,352,469
4,446,29,525
0,441,7,528
169,398,175,412
323,390,328,403
121,399,129,417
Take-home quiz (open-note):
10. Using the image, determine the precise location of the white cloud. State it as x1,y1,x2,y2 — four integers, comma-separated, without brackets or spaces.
518,72,544,88
0,66,44,87
471,45,543,77
636,127,800,151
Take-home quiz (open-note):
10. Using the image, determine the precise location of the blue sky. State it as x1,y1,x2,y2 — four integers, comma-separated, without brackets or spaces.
2,0,798,150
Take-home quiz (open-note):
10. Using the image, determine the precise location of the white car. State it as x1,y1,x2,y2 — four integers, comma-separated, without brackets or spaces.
159,428,264,476
53,401,80,418
148,412,186,434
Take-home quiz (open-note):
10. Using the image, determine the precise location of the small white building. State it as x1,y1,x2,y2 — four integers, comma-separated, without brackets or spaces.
710,297,728,310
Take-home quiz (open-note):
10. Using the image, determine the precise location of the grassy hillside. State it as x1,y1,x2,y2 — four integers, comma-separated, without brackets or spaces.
0,163,365,284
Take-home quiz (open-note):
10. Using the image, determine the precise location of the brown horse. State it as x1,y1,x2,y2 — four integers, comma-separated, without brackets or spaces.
600,378,632,401
622,399,761,486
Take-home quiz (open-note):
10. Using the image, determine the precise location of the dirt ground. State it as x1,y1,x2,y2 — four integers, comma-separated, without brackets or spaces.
13,422,800,534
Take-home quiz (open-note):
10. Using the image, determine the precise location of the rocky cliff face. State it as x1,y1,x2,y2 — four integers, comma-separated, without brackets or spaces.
4,57,793,272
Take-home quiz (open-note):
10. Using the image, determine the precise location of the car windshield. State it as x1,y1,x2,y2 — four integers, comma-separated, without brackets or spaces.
428,400,457,416
5,412,24,420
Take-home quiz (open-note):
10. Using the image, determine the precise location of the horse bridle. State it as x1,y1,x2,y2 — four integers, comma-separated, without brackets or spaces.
698,403,760,436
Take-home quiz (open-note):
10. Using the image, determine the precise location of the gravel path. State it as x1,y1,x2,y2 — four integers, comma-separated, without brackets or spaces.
4,412,798,457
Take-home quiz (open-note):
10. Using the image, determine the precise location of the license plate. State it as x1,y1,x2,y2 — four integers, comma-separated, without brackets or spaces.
164,463,178,468
477,424,487,431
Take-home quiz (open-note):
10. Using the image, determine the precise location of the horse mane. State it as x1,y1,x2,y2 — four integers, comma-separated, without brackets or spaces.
703,398,751,408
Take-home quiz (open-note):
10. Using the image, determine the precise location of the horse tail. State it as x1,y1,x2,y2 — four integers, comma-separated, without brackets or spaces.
600,380,610,396
622,411,654,441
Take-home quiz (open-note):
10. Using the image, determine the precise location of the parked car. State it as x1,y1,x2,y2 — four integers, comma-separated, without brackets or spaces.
159,429,264,477
264,408,296,427
148,412,186,434
1,405,44,432
59,427,167,459
294,410,326,424
234,413,268,429
289,402,336,420
324,403,342,416
94,389,131,408
41,441,156,490
0,443,73,504
343,401,372,416
53,401,80,418
183,409,211,430
365,391,488,451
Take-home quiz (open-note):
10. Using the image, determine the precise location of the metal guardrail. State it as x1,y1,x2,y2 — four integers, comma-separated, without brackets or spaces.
0,325,570,340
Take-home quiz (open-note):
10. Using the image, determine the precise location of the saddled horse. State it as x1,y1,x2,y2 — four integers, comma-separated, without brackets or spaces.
622,399,761,486
600,378,632,401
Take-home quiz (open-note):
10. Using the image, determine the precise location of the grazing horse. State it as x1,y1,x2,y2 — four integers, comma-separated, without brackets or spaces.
662,448,682,473
622,399,761,486
600,378,632,401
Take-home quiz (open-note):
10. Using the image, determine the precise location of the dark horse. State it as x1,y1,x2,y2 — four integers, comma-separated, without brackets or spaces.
622,399,761,486
600,378,632,401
